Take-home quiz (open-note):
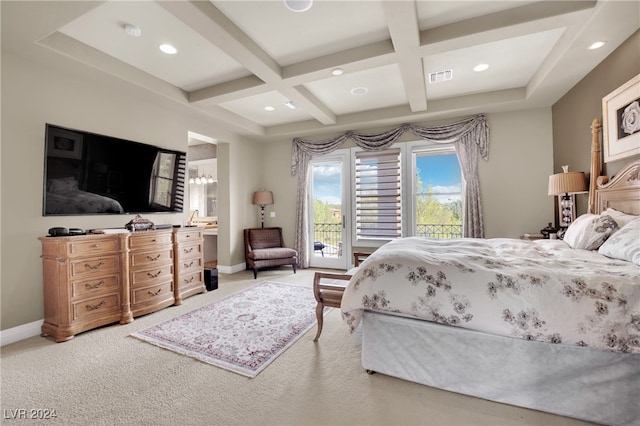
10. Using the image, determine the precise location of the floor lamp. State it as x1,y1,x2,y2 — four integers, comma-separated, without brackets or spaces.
548,166,587,238
252,190,274,228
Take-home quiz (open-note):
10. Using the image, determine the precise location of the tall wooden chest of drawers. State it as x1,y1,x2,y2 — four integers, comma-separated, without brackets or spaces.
173,227,206,305
127,229,175,318
39,233,130,343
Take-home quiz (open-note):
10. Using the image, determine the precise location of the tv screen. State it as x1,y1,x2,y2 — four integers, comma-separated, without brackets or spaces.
43,124,186,216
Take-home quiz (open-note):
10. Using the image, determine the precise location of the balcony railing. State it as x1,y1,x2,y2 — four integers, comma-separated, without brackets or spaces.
416,224,462,239
312,222,463,256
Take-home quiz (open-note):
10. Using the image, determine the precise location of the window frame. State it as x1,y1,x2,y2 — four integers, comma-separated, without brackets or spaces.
406,141,463,239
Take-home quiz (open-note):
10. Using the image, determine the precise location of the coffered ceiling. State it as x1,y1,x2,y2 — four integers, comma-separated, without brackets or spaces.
2,1,639,143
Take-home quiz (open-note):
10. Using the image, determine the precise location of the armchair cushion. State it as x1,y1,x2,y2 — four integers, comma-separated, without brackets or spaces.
249,247,298,261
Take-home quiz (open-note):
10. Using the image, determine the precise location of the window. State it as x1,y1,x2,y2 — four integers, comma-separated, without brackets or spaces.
150,152,185,210
412,147,463,239
354,148,402,241
349,143,463,245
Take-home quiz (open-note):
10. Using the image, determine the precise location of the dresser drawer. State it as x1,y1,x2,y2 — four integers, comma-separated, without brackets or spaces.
131,264,173,287
130,249,173,268
70,255,120,278
175,229,202,243
177,270,204,290
71,275,120,299
68,238,120,257
131,280,174,306
128,232,172,249
176,243,203,260
178,255,204,273
72,293,121,321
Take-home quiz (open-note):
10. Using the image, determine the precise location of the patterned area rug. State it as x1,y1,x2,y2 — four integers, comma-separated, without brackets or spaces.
131,281,320,378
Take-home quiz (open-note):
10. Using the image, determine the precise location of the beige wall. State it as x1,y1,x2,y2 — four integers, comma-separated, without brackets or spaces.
552,30,640,220
0,52,262,330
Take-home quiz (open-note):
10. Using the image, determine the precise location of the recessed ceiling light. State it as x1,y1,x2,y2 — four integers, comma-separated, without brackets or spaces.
124,24,142,37
264,106,275,112
589,41,606,50
473,64,489,72
351,87,368,95
283,0,313,12
159,44,177,55
331,68,344,76
284,101,297,109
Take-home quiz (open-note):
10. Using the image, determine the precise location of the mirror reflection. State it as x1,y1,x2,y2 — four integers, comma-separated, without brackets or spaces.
188,159,217,220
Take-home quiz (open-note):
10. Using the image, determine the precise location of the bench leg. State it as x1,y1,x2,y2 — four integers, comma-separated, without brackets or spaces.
313,302,324,342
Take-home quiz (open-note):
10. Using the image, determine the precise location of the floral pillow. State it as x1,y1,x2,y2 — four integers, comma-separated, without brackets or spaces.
598,218,640,266
603,207,638,227
563,213,619,250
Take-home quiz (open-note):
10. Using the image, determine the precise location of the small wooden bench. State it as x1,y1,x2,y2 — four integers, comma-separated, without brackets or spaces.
312,251,371,342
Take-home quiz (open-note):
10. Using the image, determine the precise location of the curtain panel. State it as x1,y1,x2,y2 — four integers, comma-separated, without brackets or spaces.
290,114,489,268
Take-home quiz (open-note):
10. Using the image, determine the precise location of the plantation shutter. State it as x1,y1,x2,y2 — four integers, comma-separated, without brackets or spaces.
355,148,402,240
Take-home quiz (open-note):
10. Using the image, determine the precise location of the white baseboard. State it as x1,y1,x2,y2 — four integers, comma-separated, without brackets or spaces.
217,263,246,274
1,320,43,347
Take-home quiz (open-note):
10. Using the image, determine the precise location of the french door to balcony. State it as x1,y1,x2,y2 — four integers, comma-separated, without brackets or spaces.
308,152,350,270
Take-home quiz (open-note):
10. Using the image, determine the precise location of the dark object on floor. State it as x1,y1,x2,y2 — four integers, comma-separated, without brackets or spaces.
205,268,218,291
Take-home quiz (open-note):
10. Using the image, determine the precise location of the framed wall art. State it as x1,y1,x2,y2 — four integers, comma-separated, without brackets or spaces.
46,127,84,159
602,73,640,163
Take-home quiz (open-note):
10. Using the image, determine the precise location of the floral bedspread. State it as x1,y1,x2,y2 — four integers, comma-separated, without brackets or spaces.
341,237,640,353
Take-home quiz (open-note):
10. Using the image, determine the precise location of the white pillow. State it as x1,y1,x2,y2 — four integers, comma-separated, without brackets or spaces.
563,214,619,250
598,218,640,265
603,207,638,227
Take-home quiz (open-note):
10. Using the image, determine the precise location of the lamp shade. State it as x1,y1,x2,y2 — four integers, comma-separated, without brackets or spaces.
548,171,587,195
252,190,274,206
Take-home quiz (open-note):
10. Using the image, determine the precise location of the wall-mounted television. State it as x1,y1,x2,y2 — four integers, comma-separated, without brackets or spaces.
43,124,186,216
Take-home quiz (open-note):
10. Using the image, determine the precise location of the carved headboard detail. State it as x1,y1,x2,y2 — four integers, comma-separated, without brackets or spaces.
588,117,640,216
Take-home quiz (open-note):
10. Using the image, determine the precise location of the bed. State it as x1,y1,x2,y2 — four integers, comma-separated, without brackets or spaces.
336,120,640,426
45,176,124,214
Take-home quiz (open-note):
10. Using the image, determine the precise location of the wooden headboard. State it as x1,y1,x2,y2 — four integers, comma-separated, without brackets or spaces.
588,118,640,216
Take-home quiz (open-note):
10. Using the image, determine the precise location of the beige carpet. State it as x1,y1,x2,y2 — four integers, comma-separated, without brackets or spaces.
1,268,594,426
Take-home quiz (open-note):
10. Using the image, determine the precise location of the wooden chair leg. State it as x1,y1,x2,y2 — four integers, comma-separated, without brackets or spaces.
313,302,324,342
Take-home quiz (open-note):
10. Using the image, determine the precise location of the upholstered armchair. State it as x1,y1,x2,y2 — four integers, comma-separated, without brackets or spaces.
244,227,298,279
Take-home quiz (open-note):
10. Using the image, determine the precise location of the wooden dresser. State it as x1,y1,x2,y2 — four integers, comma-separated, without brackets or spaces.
40,233,131,343
39,228,206,342
173,227,206,305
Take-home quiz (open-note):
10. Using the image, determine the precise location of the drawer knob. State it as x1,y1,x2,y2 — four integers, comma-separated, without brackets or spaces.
183,261,194,268
148,288,162,296
86,300,106,311
146,254,161,261
91,244,99,249
85,261,105,270
184,247,194,253
184,276,194,283
85,280,105,289
147,270,162,278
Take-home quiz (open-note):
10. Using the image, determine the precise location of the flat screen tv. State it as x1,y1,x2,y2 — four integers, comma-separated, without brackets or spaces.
43,124,186,216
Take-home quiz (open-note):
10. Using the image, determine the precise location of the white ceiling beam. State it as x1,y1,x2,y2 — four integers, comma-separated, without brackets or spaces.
383,1,427,112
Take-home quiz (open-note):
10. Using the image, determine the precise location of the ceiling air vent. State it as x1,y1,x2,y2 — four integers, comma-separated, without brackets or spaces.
428,69,453,83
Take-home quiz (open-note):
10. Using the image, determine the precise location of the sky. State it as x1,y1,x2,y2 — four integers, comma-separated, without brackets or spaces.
312,152,461,205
